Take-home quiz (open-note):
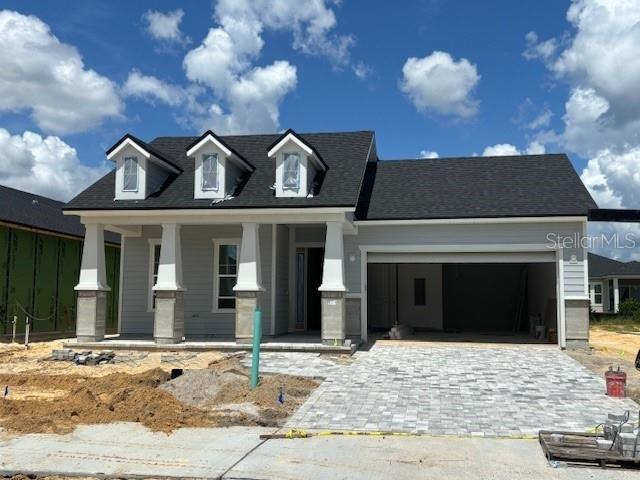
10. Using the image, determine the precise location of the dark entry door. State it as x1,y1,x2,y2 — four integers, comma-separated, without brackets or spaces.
306,248,324,330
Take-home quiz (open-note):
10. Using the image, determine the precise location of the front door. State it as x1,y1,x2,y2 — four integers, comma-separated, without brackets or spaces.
306,248,324,331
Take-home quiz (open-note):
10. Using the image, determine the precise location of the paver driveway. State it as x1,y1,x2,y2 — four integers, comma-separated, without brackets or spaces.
253,343,639,436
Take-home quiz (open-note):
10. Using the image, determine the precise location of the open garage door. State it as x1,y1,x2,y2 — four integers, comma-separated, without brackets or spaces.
366,251,558,343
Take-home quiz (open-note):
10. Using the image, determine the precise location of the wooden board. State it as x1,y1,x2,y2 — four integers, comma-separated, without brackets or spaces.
539,430,640,468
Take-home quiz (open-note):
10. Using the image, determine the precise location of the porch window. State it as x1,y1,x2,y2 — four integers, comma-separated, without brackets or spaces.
214,241,239,311
589,282,603,306
123,157,139,192
201,153,218,191
148,241,161,311
283,152,300,189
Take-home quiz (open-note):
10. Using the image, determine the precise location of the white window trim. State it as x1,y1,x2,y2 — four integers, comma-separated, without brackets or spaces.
212,238,241,313
123,157,139,192
589,281,603,306
201,153,219,191
282,151,301,191
147,238,161,312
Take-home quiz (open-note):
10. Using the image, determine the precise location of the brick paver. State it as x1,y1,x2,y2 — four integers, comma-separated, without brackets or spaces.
255,344,639,436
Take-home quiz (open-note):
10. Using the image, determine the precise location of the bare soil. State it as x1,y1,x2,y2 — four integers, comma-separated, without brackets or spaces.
0,340,319,435
568,326,640,403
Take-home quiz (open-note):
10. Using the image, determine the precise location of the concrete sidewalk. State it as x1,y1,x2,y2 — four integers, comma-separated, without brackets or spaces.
2,423,640,479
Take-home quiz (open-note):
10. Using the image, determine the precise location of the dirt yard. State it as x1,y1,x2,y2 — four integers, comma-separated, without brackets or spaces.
568,326,640,403
0,340,318,435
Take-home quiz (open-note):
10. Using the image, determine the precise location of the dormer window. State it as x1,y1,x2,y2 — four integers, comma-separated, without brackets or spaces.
186,130,255,200
267,129,328,198
107,134,182,201
122,157,139,192
283,153,300,190
202,153,219,191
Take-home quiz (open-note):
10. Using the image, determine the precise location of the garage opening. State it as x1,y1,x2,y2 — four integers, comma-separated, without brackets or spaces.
367,259,557,343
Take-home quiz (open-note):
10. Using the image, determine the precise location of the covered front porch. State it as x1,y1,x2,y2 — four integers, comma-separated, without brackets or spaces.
72,208,360,352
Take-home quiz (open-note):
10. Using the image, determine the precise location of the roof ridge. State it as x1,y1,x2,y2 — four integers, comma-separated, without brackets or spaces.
378,153,567,163
150,130,375,142
0,183,65,205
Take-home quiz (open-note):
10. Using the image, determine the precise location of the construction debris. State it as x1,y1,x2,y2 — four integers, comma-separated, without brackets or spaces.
540,410,640,468
51,349,115,365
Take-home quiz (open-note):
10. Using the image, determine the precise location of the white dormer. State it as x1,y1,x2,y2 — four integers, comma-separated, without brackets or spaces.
107,134,181,201
267,129,327,198
187,130,254,200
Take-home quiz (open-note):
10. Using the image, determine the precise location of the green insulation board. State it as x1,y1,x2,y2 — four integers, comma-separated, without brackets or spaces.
32,234,59,332
56,237,81,332
7,228,36,333
0,225,9,334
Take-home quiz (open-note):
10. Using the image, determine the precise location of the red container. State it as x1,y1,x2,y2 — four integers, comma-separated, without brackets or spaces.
605,368,627,397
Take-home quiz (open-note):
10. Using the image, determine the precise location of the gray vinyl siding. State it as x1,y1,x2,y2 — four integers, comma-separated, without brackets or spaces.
274,225,290,334
344,222,587,297
295,226,325,244
120,225,160,335
120,224,274,337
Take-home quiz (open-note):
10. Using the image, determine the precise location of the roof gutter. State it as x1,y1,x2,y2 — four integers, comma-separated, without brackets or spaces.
354,216,589,226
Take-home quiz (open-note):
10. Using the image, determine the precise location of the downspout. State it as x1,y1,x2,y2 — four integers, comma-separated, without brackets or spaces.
557,247,567,349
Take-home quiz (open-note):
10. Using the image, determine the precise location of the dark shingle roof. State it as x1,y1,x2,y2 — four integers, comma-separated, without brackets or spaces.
0,185,120,244
589,253,640,277
66,131,375,210
356,154,597,220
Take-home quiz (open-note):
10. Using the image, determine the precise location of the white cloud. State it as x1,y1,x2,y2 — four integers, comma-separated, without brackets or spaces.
524,1,640,260
353,62,371,80
400,51,480,118
0,128,109,201
523,31,559,62
419,150,439,159
201,61,297,134
214,0,354,66
143,9,190,46
482,141,546,156
123,70,189,107
528,107,553,130
0,10,123,135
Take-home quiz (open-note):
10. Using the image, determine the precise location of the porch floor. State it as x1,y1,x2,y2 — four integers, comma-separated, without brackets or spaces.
64,332,358,354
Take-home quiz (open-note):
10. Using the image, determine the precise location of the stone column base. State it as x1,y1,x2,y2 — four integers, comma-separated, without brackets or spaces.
76,290,107,342
235,291,261,344
154,290,185,344
321,291,346,345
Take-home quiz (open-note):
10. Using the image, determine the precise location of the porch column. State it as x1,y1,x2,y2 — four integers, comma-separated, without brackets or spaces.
153,223,185,344
75,223,110,342
613,278,620,313
234,223,264,343
319,221,347,345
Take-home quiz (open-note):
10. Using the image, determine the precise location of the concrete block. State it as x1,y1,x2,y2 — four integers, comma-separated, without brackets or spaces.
564,299,589,346
321,291,345,345
154,290,185,344
76,290,107,342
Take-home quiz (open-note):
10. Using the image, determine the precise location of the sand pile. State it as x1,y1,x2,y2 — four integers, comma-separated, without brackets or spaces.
0,369,216,434
0,355,319,434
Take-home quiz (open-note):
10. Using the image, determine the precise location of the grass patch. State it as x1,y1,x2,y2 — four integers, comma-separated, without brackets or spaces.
591,315,640,333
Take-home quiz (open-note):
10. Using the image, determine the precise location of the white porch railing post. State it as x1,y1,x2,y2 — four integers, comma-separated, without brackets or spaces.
319,221,347,345
153,223,185,344
234,223,264,343
75,223,110,342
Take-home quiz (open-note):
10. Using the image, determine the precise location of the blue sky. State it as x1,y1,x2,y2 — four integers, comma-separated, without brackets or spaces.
1,0,639,259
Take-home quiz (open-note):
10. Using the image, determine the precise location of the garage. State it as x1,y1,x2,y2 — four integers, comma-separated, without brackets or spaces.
365,251,559,342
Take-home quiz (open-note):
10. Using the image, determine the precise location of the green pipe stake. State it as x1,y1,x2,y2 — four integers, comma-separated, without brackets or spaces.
251,307,262,390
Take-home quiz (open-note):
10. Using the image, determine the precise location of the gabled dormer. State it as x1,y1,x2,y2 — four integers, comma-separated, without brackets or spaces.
186,130,255,200
267,129,328,198
107,134,181,201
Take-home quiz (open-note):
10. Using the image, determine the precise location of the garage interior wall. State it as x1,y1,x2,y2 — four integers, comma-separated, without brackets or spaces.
0,224,120,336
367,262,557,334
